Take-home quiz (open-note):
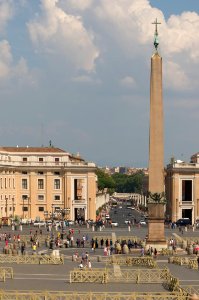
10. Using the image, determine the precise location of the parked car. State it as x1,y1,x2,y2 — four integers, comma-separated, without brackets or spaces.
175,218,191,227
124,220,131,224
33,220,46,227
139,220,147,225
111,221,119,227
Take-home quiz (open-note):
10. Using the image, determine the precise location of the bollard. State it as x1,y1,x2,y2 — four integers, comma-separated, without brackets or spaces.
128,225,131,232
92,225,95,232
99,226,102,232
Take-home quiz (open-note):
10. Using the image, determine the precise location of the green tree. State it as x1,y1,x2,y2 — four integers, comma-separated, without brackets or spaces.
96,169,115,191
112,171,144,193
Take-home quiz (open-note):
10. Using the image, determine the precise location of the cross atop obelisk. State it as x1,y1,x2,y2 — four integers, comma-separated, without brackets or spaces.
152,18,161,51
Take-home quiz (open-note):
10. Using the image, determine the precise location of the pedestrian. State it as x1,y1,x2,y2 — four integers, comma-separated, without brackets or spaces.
87,260,92,269
21,243,25,255
197,256,199,269
140,247,144,256
154,248,157,258
32,243,37,254
79,261,84,270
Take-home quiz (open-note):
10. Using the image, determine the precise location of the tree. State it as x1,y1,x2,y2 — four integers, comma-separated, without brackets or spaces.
96,169,115,192
112,171,145,193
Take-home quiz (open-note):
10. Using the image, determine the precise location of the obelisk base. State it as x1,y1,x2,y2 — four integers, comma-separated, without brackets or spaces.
146,203,167,250
146,220,167,250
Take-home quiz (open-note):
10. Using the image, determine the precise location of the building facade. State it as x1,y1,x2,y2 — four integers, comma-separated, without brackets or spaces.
166,153,199,224
0,147,97,222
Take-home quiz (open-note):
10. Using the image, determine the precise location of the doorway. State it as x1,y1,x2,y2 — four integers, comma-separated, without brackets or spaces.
182,209,192,224
74,208,85,222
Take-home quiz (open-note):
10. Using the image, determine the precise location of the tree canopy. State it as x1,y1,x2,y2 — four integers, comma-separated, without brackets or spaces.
96,169,145,194
96,169,115,191
112,171,144,193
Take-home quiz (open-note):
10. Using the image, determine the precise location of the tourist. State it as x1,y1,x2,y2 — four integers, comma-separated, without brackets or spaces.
79,261,84,270
87,260,92,269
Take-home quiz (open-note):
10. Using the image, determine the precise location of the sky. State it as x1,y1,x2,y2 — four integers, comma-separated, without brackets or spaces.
0,0,198,168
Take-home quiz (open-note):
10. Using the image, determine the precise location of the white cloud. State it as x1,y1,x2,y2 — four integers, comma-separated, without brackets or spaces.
94,0,199,91
27,0,99,71
0,0,14,32
164,60,190,90
120,76,136,88
0,40,35,86
59,0,93,11
164,12,199,60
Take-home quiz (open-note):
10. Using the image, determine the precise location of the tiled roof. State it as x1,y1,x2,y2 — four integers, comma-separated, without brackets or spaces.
0,147,66,153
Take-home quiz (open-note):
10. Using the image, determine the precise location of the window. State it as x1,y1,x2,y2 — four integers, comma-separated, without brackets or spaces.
55,158,59,164
22,157,27,162
5,178,7,189
38,179,44,189
74,179,83,200
23,207,28,212
38,171,43,175
22,179,28,189
22,195,28,200
39,158,43,162
22,171,27,175
0,178,2,189
38,207,44,212
54,179,60,189
182,180,192,201
54,195,60,201
13,178,15,189
54,172,60,175
9,178,11,188
38,195,44,201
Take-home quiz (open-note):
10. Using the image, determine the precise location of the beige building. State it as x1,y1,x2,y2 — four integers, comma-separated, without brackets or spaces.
166,153,199,224
0,146,97,222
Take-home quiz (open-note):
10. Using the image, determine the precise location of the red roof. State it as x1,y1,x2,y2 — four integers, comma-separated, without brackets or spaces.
0,147,66,153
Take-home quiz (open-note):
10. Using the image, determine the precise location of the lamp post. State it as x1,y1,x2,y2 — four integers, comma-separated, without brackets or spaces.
44,211,48,223
5,196,8,218
12,198,15,219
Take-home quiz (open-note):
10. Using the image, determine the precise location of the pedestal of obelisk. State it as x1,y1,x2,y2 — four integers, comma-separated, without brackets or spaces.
146,21,167,250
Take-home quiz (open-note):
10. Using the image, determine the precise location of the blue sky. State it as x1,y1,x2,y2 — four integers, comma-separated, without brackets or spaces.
150,0,199,19
0,0,198,167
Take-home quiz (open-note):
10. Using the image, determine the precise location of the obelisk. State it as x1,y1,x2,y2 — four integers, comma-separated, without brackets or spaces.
147,19,167,249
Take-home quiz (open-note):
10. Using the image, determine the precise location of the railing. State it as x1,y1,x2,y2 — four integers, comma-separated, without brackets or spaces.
107,256,157,268
160,248,174,256
0,267,14,282
0,254,64,265
168,256,198,269
0,290,190,299
70,267,170,284
93,235,139,242
0,160,95,167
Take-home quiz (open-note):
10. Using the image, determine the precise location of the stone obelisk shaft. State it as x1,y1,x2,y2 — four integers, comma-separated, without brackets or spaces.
149,53,164,193
147,52,166,248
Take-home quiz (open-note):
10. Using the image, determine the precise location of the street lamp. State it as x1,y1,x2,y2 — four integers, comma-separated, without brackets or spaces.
12,197,15,219
44,211,48,222
5,196,8,218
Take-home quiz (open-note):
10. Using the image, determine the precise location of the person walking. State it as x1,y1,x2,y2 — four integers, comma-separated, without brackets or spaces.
87,260,92,269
